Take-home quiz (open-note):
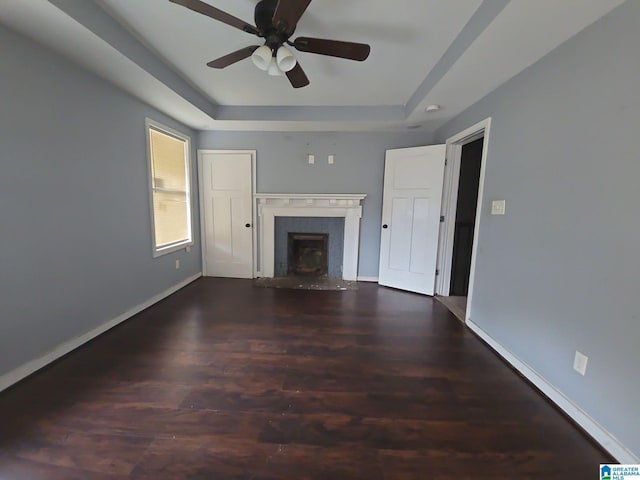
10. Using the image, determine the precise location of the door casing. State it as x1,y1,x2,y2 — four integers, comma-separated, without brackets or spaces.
435,118,492,323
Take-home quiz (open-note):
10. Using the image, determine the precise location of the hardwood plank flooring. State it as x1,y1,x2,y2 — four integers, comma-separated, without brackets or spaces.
435,295,467,322
0,278,612,479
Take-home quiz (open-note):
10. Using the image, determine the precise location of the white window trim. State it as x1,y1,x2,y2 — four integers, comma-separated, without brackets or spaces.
145,118,194,258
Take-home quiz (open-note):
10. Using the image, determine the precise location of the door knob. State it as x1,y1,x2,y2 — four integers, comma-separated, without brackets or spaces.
245,223,251,228
382,224,388,229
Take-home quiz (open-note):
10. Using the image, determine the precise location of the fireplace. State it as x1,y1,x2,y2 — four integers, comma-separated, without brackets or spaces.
288,233,328,277
256,194,367,281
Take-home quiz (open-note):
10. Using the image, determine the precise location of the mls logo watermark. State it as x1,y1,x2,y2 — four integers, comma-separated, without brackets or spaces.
601,464,640,480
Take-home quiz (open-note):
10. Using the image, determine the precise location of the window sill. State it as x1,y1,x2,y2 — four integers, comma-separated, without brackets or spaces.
153,240,193,258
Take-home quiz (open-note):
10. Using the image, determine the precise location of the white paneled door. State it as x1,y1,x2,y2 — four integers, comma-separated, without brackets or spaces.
378,145,446,295
200,150,255,278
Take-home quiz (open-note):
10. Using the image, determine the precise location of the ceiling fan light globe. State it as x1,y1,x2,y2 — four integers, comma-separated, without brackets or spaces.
276,46,297,72
251,45,272,71
267,57,284,76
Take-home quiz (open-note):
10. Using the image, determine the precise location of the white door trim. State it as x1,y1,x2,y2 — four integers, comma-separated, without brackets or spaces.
197,149,257,277
436,118,492,322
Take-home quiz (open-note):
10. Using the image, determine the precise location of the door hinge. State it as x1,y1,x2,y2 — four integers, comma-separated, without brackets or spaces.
440,216,445,222
435,269,440,276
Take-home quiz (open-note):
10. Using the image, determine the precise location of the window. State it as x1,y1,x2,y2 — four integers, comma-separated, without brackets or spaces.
146,119,193,257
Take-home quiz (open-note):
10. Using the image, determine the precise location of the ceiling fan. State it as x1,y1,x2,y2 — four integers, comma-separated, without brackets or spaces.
168,0,371,88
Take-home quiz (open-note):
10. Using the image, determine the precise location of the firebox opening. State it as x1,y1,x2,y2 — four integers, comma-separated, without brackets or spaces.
287,233,329,277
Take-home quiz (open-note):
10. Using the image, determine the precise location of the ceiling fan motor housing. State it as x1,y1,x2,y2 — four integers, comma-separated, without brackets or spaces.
255,0,293,49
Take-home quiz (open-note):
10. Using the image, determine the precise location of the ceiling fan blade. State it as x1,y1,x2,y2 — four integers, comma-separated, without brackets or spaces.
272,0,312,34
207,46,259,69
169,0,259,35
286,62,310,89
293,37,371,61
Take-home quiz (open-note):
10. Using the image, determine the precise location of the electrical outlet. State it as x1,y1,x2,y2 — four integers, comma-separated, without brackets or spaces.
328,154,335,165
308,154,315,165
491,200,506,215
573,350,588,376
175,259,180,270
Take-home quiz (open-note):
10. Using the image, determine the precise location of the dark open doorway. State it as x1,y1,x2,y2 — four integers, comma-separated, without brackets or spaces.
449,137,483,296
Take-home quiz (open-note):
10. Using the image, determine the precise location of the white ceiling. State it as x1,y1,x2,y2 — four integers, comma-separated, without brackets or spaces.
0,0,627,132
100,0,482,107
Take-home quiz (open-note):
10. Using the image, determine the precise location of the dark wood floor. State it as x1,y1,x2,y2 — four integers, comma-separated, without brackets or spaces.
0,278,612,479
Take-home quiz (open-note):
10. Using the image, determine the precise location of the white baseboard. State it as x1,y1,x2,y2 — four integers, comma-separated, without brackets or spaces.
357,276,379,283
0,273,202,394
467,319,639,464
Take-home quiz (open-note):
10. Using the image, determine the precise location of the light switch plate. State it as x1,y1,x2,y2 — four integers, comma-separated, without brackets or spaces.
328,155,335,165
491,200,506,215
308,154,315,165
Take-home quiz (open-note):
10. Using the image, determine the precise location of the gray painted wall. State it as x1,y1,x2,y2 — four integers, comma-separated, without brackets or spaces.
0,26,201,379
198,130,435,277
435,1,639,457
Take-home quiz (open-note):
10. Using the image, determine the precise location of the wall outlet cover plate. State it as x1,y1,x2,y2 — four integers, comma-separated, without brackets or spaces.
491,200,506,215
573,350,588,376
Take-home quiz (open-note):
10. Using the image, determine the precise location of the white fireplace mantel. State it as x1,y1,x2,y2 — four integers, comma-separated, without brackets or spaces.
256,194,366,281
